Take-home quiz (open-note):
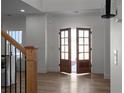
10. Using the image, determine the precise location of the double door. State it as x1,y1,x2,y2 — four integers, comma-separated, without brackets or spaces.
60,28,91,73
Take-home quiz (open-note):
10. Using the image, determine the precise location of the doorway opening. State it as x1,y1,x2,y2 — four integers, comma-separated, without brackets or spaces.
71,28,77,73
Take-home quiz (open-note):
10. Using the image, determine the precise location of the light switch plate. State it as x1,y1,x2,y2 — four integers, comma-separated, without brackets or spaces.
114,50,118,65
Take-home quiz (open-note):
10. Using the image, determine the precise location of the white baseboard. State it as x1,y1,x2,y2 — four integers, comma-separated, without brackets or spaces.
37,67,47,73
104,74,110,79
47,66,59,72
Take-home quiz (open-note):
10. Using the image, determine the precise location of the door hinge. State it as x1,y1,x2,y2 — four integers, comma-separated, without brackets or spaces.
59,32,60,35
90,64,92,67
59,48,60,51
90,48,92,50
90,31,92,34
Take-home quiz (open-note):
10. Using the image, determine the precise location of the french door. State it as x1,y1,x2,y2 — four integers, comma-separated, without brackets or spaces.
76,28,91,73
60,28,71,73
59,28,91,73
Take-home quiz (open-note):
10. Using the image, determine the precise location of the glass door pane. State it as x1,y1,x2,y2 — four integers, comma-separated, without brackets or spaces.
65,38,68,45
61,31,65,38
61,39,64,45
84,53,89,60
65,53,68,60
79,30,84,37
61,46,65,52
79,38,83,44
84,30,89,37
65,31,68,37
79,53,84,60
84,45,89,52
79,46,83,52
61,53,65,59
84,38,89,44
65,46,68,52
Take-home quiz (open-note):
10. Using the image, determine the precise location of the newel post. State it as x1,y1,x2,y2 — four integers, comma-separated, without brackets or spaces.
25,46,37,93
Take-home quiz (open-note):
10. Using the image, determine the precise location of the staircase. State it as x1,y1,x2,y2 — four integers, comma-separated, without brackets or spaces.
1,30,37,93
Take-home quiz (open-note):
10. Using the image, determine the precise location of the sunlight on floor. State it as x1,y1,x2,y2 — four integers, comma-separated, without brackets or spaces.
61,72,90,76
70,73,77,93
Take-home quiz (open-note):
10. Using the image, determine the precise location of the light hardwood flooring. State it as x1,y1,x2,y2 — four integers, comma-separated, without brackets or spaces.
2,72,110,93
38,73,110,93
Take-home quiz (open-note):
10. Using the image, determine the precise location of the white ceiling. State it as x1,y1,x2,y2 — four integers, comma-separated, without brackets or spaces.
42,0,104,12
2,0,42,16
2,0,105,16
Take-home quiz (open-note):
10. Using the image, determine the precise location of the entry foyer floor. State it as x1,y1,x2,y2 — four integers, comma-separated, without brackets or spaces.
38,73,110,93
1,72,110,93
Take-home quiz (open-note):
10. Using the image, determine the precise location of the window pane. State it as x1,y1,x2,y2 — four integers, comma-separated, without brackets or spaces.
61,53,64,59
18,31,20,43
79,30,83,37
79,53,84,60
84,46,89,52
79,38,83,44
65,31,68,37
19,31,22,44
16,32,19,42
10,31,12,37
84,31,89,37
65,38,68,45
11,31,13,39
84,53,89,60
61,39,64,45
16,32,18,41
65,53,68,60
84,38,89,44
79,46,83,52
65,46,68,52
61,46,64,52
61,31,64,38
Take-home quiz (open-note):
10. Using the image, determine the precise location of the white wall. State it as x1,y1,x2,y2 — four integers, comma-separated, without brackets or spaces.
104,19,110,79
47,13,108,74
110,0,122,92
26,14,47,73
110,18,122,93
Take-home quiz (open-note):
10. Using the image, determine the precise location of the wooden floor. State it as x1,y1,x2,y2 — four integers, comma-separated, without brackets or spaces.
38,73,110,93
2,72,110,93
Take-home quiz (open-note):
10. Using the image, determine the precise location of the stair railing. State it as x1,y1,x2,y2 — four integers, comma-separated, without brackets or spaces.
1,30,37,93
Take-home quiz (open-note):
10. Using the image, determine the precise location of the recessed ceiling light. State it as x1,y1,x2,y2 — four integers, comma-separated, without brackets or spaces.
7,14,12,16
73,11,79,14
20,9,25,12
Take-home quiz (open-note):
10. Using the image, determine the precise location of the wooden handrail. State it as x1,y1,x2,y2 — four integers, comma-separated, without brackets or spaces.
1,30,26,55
